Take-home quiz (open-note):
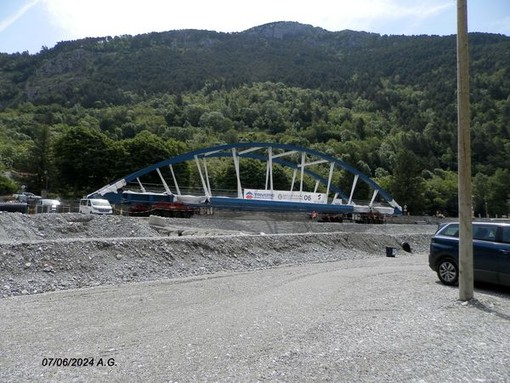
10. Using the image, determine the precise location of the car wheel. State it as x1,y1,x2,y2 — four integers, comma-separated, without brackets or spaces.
437,258,458,286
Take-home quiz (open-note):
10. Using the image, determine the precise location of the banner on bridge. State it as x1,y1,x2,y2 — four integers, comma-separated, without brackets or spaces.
243,189,327,204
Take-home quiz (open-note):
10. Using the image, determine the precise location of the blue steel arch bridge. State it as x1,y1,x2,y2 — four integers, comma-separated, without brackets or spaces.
89,143,402,217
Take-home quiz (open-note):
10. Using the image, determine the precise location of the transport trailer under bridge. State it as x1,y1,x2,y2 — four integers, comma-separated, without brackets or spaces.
87,143,402,217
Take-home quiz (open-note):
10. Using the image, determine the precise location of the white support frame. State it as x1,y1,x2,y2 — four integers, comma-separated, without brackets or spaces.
271,150,297,159
268,147,274,192
290,169,297,191
232,148,243,198
239,147,261,155
169,165,181,195
299,159,329,167
203,149,222,157
369,189,379,207
156,168,172,194
203,157,212,197
326,162,335,198
194,155,210,198
299,152,305,192
136,177,146,193
348,174,359,205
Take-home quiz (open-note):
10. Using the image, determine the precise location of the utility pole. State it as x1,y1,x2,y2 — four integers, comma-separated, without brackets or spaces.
457,0,474,301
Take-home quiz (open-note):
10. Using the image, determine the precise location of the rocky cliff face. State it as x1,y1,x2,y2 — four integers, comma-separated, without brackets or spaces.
243,21,329,39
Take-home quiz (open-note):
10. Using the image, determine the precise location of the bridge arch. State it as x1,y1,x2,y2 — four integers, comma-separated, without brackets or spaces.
90,142,402,215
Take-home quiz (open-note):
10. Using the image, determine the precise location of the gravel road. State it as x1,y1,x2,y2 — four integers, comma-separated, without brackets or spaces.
1,254,509,382
1,213,509,382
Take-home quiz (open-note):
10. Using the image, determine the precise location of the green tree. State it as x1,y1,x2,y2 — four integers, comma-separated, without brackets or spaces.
486,169,510,216
0,173,17,195
52,126,120,196
198,111,234,133
120,131,173,174
30,125,53,193
390,149,426,215
473,172,490,217
182,104,207,127
423,169,458,217
119,131,189,188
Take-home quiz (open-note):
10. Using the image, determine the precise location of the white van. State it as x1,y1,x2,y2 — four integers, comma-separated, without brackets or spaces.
79,198,113,215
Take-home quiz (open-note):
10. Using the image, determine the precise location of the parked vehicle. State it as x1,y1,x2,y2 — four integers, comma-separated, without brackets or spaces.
14,191,41,204
429,222,510,287
36,198,61,213
79,198,113,215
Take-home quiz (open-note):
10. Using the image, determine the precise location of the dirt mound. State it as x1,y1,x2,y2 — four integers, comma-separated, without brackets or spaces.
0,213,163,242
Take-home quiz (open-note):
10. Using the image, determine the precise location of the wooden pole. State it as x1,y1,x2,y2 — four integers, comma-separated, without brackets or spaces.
457,0,474,301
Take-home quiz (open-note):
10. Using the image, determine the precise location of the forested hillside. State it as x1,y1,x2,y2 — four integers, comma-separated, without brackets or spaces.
1,21,509,216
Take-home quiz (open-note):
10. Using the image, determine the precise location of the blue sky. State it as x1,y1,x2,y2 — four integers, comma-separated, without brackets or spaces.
1,0,509,54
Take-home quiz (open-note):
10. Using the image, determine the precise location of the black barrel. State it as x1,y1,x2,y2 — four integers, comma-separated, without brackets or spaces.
0,202,28,213
386,247,396,257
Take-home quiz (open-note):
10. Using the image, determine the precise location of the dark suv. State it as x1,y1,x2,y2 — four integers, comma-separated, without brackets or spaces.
429,222,510,286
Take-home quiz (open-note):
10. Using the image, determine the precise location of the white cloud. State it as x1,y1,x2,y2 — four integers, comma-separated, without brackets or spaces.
0,0,41,32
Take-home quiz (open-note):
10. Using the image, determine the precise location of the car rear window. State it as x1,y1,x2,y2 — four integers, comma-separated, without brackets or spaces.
473,225,497,241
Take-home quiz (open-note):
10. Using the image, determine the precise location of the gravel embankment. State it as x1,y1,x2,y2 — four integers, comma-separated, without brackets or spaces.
0,213,436,298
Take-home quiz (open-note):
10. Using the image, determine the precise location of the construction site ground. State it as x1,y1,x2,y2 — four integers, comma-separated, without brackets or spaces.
1,212,509,382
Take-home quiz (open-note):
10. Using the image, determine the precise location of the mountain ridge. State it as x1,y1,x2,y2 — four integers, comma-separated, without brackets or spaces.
1,21,508,109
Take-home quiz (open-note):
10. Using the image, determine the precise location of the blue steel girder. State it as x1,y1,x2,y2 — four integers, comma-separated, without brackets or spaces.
90,142,401,211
